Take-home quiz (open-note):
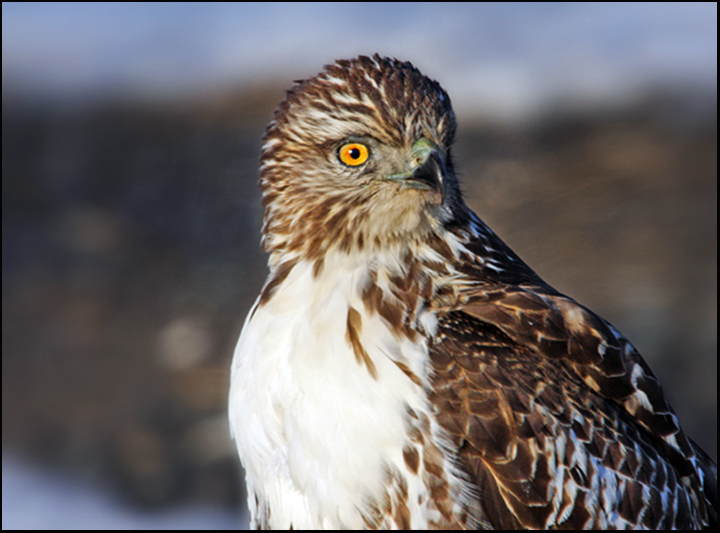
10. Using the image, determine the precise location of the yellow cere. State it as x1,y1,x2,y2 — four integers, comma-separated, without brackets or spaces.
338,142,370,166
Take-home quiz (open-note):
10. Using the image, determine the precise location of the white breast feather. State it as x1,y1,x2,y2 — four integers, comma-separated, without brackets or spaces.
229,253,441,529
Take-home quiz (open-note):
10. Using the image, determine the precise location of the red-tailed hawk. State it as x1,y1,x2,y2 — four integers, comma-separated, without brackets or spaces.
229,55,716,529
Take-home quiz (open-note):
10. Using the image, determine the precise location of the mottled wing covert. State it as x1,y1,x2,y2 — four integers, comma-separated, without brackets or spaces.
429,286,715,529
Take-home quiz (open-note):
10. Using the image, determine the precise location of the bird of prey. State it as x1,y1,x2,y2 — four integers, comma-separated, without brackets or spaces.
229,55,716,529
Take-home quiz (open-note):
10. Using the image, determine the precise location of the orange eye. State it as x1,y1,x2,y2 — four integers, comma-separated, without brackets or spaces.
338,142,370,166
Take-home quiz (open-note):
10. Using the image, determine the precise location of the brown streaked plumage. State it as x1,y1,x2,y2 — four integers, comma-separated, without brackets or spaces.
229,55,716,529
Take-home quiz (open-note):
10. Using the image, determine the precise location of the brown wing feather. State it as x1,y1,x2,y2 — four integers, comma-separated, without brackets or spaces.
429,286,716,528
461,286,695,467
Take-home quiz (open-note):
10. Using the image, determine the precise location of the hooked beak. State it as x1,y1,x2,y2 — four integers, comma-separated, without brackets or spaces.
385,141,446,201
409,150,444,193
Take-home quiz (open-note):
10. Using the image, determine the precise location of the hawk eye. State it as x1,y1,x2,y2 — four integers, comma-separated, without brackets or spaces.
338,142,370,166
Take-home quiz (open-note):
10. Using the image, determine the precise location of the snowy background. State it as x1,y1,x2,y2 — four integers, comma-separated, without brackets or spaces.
3,3,716,119
2,457,243,530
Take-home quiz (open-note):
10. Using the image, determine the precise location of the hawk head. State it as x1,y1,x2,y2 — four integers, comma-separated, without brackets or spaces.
259,55,469,268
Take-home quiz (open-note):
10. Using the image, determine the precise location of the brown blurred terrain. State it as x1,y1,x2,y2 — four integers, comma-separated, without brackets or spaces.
2,86,716,511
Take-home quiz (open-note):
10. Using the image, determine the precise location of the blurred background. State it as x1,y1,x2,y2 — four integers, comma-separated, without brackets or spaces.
2,2,716,529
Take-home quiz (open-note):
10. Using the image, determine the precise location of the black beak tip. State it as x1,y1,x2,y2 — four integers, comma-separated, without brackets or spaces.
411,151,444,193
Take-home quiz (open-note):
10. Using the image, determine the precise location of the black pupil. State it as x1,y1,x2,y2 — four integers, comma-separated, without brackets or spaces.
349,147,361,159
